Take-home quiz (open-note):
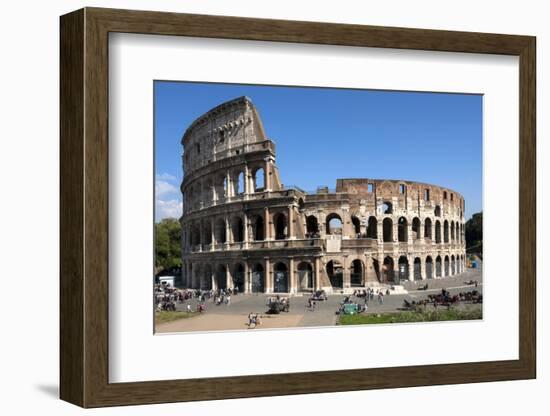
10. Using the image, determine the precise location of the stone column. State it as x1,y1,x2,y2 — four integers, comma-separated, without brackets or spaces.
225,215,231,245
226,263,232,289
265,257,272,293
408,255,414,281
377,220,384,243
211,267,217,291
289,257,296,294
407,222,413,244
314,257,321,290
288,205,294,239
264,207,270,240
243,212,249,247
343,255,351,289
393,220,399,243
244,261,250,294
210,218,215,251
244,165,250,195
419,220,424,240
225,171,232,199
265,160,271,191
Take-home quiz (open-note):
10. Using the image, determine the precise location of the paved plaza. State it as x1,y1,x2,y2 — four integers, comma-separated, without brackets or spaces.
156,267,482,334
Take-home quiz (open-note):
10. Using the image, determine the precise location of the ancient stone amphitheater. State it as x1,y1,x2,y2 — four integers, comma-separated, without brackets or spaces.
180,96,466,294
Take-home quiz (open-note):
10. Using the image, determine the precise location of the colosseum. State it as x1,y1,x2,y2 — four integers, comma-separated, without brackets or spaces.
180,96,467,294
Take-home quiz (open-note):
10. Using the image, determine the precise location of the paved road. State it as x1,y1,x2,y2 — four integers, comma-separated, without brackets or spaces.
165,267,482,332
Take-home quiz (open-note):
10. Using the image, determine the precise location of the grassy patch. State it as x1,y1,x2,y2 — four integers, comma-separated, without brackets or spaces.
155,311,199,325
339,307,482,325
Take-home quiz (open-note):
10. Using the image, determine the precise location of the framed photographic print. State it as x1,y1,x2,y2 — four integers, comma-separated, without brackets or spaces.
60,7,536,408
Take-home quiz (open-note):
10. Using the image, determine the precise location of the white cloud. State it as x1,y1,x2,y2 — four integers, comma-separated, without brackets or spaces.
155,180,178,197
156,198,182,221
156,172,177,182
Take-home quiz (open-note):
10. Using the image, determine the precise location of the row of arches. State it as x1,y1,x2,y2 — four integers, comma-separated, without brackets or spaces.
183,252,466,292
182,260,317,293
306,213,465,244
184,165,266,212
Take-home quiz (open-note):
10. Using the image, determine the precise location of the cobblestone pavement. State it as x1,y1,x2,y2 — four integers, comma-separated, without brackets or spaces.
163,267,482,332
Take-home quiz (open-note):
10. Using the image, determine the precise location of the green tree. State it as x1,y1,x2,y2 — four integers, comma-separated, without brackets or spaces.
465,211,482,255
155,218,182,273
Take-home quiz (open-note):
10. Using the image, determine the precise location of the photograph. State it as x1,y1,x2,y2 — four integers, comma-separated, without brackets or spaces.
153,82,483,333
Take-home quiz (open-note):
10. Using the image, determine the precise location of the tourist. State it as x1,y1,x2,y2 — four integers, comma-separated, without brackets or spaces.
186,304,192,313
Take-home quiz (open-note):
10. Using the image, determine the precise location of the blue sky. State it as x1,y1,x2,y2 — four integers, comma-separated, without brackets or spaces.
154,81,482,222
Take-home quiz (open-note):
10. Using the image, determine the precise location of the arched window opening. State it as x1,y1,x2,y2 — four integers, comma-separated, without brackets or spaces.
444,255,450,276
435,256,442,277
413,257,422,280
253,168,265,192
237,171,245,194
425,256,433,279
306,215,319,238
398,256,409,281
253,216,264,241
233,263,245,292
434,205,441,217
383,218,393,242
215,264,227,290
366,216,377,239
232,217,244,242
326,213,343,235
251,263,265,293
450,221,455,241
223,176,229,198
204,221,212,245
215,219,226,244
412,217,421,240
297,262,313,291
435,220,442,244
444,220,449,243
398,217,408,242
273,262,289,293
350,259,364,286
274,213,287,240
424,218,432,240
383,256,396,283
326,260,343,288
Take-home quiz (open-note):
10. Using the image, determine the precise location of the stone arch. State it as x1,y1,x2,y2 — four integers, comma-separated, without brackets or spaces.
425,256,433,279
215,218,226,244
251,263,265,293
231,215,244,242
366,216,377,239
398,256,409,281
444,255,450,276
424,217,432,240
215,264,227,290
232,263,246,292
202,264,213,290
326,213,343,235
236,171,245,194
306,215,319,237
398,217,408,242
273,262,289,293
297,261,313,291
252,215,264,241
434,205,441,217
381,201,393,214
435,220,442,243
326,260,343,289
412,217,421,240
413,257,422,280
451,255,456,275
450,220,455,241
273,212,287,240
444,220,449,243
383,218,393,242
383,256,396,283
435,255,442,277
253,167,265,192
350,259,364,286
203,220,212,245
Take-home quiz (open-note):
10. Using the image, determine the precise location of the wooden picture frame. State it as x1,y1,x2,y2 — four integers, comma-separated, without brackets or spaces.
60,7,536,408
